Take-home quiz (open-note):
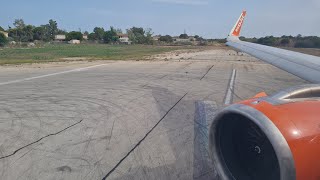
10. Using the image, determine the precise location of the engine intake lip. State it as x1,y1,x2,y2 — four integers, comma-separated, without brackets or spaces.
209,104,296,180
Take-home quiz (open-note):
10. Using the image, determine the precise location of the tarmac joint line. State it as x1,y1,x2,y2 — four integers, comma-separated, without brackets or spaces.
200,65,214,80
102,92,188,180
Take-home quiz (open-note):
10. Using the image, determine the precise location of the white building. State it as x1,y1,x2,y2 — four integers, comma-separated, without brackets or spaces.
68,40,81,44
173,36,197,43
188,36,196,41
118,34,131,44
152,35,161,41
55,35,66,41
173,36,190,42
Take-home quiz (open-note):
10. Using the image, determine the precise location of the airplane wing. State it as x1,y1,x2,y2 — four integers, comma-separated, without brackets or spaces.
226,11,320,83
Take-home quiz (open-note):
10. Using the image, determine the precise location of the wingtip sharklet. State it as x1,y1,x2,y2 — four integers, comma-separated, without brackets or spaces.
228,10,247,40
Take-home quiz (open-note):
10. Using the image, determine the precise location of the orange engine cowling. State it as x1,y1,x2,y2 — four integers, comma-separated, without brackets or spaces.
209,85,320,180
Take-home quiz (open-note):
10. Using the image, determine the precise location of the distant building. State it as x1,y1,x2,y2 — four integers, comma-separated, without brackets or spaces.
27,43,36,47
83,35,88,40
0,31,8,38
173,36,190,42
118,33,131,44
189,36,196,41
173,36,197,43
9,41,16,45
152,35,161,41
55,35,66,41
68,39,81,44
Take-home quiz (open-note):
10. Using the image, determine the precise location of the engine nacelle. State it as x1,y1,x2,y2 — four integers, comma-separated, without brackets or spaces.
209,85,320,180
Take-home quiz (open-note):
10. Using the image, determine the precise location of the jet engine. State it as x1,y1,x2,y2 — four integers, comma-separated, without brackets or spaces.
209,85,320,180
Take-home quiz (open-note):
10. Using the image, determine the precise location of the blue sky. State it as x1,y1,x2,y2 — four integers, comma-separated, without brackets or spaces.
1,0,319,38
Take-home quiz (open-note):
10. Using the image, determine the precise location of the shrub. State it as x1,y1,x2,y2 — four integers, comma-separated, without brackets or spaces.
0,33,8,47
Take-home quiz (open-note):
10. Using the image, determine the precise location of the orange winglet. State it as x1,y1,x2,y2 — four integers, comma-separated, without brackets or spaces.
231,10,247,37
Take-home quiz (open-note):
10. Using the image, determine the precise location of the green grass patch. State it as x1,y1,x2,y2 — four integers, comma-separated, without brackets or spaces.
0,44,194,65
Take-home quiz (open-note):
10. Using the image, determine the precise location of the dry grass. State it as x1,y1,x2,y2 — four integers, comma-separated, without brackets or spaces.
283,47,320,57
0,44,198,65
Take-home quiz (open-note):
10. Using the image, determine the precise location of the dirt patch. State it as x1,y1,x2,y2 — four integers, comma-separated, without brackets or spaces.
148,46,231,61
60,57,92,61
0,60,115,70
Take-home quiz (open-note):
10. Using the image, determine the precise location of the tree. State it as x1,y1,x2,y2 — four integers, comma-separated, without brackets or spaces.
8,28,19,41
116,28,123,34
294,40,314,48
88,33,96,41
33,26,49,41
48,19,58,40
179,33,188,39
127,27,144,44
104,27,118,43
21,25,34,42
0,26,4,31
130,27,145,36
10,19,28,42
144,28,153,44
0,33,8,46
257,36,277,46
159,35,173,43
239,36,245,40
127,27,152,44
93,27,105,41
57,29,67,35
240,35,320,48
66,31,83,41
33,26,44,40
8,22,34,42
13,19,25,29
280,38,290,46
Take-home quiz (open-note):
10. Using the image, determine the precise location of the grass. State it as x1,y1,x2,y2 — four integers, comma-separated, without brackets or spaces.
0,44,194,65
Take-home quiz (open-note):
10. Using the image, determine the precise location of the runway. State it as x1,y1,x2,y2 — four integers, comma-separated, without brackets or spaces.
0,49,306,180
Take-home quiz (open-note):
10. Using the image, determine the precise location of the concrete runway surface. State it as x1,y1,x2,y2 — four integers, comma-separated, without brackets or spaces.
0,49,306,180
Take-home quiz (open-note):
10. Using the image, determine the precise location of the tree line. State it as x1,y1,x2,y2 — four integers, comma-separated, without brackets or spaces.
6,19,66,42
207,35,320,49
0,19,205,47
158,34,204,43
0,19,154,46
239,35,320,48
1,19,320,48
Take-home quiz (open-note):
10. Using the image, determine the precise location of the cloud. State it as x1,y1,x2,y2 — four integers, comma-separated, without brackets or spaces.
151,0,208,5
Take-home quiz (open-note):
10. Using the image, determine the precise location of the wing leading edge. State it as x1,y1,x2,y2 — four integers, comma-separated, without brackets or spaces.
226,11,320,83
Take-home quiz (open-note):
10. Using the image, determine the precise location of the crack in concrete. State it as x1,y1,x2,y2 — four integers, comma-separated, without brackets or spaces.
0,119,83,160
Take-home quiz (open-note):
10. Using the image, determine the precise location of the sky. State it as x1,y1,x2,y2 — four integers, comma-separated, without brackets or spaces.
1,0,319,38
